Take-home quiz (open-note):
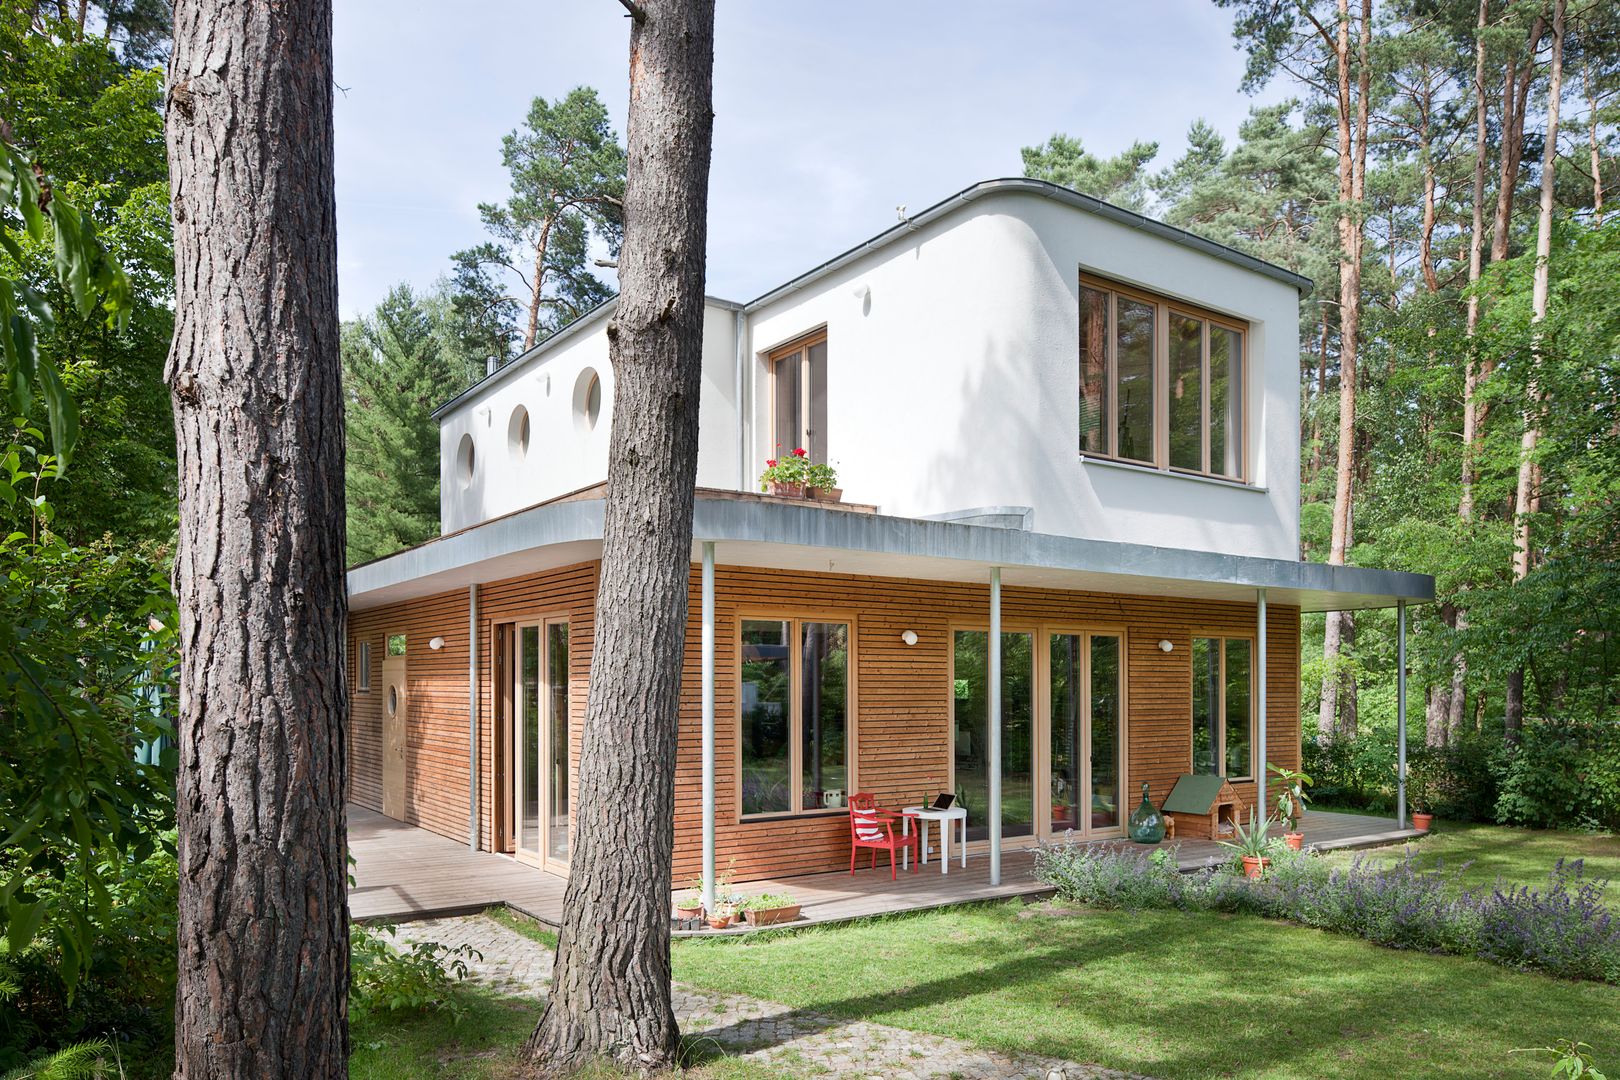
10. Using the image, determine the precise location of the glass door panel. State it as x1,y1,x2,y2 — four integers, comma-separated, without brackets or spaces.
953,630,1034,843
545,622,570,863
517,625,541,862
1089,635,1121,830
1049,634,1083,833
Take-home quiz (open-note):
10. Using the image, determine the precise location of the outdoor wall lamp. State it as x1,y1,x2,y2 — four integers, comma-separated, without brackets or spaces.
429,637,446,651
1158,639,1175,653
900,629,919,646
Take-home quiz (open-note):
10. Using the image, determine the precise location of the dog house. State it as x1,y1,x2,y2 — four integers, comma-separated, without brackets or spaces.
1162,774,1244,840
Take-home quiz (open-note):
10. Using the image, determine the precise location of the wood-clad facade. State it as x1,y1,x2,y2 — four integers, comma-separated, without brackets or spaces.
347,559,1301,884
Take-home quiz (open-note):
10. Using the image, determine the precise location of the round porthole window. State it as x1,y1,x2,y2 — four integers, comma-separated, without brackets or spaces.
386,685,399,717
573,368,604,432
508,405,530,460
457,433,476,488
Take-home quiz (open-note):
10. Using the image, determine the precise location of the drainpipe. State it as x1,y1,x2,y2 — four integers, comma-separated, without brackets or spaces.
734,309,748,490
1397,600,1408,828
989,566,1002,886
468,584,479,851
701,542,717,913
1256,588,1267,823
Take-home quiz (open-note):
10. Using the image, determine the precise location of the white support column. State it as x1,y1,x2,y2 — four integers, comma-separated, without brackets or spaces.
1397,600,1408,829
1256,588,1267,824
989,566,1002,886
468,585,479,851
701,542,717,914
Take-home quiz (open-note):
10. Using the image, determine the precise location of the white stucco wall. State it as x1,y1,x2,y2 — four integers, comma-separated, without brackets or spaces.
744,190,1302,560
437,300,741,534
436,188,1303,561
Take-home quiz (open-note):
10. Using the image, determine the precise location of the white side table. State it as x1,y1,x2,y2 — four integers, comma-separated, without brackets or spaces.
901,806,969,875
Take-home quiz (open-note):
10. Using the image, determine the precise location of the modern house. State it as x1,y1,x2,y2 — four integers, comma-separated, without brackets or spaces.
345,177,1433,901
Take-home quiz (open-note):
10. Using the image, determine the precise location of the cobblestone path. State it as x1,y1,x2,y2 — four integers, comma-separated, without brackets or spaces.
394,914,1149,1080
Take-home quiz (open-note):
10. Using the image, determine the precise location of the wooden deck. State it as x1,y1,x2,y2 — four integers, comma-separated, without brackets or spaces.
347,804,1423,932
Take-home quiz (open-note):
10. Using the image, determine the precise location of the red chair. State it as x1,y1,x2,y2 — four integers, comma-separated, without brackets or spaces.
849,792,918,880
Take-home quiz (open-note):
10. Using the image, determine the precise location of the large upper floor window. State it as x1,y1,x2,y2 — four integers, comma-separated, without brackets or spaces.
769,332,827,461
739,616,850,817
1079,275,1246,480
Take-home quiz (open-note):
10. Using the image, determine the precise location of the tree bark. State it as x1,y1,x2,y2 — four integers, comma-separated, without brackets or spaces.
1585,56,1603,223
524,0,715,1071
1319,0,1370,740
1506,0,1564,741
522,214,556,353
165,1,349,1076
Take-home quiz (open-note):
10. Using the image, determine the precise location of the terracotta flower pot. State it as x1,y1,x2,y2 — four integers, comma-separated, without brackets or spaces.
1241,855,1270,880
742,904,801,926
767,481,805,498
809,487,843,503
673,903,703,920
1411,812,1434,832
706,914,732,930
1283,832,1304,851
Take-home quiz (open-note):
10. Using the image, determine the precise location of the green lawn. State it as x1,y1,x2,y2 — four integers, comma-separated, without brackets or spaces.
351,985,793,1080
671,825,1620,1080
1331,820,1620,891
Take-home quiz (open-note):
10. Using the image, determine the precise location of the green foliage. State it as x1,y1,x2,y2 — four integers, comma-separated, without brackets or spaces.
735,893,797,912
1512,1039,1608,1080
1020,134,1161,213
1496,719,1620,832
343,284,482,564
451,86,625,355
0,436,175,994
0,1039,113,1080
1215,807,1279,860
350,923,482,1022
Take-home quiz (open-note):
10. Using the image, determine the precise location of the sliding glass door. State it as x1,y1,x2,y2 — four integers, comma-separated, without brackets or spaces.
1048,632,1122,839
952,626,1126,847
514,619,570,870
952,630,1035,842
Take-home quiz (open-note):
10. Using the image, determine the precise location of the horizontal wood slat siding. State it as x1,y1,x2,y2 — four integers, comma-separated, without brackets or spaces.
348,560,1301,884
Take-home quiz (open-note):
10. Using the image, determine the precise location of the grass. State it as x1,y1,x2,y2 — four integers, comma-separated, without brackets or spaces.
486,905,558,949
351,984,794,1080
1328,820,1620,891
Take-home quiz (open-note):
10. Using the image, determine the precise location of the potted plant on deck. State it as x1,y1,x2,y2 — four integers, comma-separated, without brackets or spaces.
738,892,802,927
1218,808,1279,880
806,461,841,503
759,447,811,498
1405,752,1436,832
1268,763,1312,850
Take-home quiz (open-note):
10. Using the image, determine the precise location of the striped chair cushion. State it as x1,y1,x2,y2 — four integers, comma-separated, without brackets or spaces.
852,806,885,842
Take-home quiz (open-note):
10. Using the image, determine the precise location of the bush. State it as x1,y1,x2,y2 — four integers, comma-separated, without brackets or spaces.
1032,841,1620,984
349,924,481,1022
1306,729,1505,823
1495,719,1620,832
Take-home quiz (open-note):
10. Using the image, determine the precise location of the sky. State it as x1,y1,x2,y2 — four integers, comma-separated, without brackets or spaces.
332,1,1284,320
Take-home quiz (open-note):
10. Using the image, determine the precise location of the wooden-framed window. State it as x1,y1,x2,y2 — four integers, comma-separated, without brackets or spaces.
1079,274,1247,480
768,331,827,462
1191,636,1253,780
357,640,372,692
738,614,852,818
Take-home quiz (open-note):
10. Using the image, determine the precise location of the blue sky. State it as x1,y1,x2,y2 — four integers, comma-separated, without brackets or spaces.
332,1,1282,320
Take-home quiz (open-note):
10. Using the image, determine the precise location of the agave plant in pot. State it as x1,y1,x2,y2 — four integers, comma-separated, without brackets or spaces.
1268,763,1312,850
1218,808,1280,880
759,447,811,498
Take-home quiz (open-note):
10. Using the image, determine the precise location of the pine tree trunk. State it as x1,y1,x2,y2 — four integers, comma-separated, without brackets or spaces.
524,0,715,1071
1319,0,1369,740
165,0,349,1075
1588,59,1605,223
1507,0,1564,742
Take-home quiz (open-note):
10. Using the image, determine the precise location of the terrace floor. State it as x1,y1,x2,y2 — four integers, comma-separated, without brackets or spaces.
347,804,1422,933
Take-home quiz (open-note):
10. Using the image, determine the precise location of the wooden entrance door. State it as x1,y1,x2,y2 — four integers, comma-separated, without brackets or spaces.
381,632,408,819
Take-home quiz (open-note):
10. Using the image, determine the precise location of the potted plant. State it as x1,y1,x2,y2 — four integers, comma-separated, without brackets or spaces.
1268,763,1312,850
759,447,810,497
1218,807,1279,880
806,461,842,502
707,910,733,930
672,891,704,921
1406,754,1435,832
738,892,802,927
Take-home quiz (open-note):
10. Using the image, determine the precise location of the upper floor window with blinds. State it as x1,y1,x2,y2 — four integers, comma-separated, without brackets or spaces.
1079,275,1246,480
770,331,827,462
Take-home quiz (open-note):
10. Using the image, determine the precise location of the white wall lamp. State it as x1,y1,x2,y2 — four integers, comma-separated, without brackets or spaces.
1158,639,1175,653
900,629,919,646
429,636,446,651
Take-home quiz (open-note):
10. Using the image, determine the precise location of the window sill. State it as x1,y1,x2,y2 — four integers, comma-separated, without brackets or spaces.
738,808,849,825
1080,455,1266,493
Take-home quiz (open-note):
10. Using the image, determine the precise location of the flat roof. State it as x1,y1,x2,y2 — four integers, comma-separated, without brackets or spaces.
348,490,1432,614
